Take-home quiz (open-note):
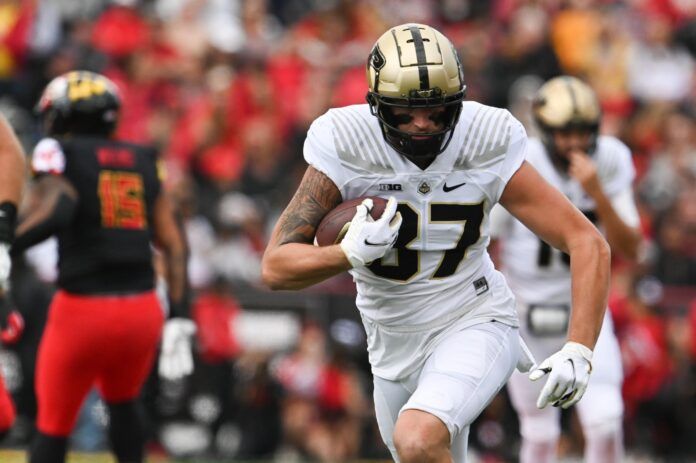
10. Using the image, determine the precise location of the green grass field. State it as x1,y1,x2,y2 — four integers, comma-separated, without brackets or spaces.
1,451,157,463
0,450,392,463
1,451,112,463
0,451,250,463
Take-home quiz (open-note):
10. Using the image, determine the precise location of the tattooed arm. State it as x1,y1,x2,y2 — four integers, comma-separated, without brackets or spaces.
262,166,349,290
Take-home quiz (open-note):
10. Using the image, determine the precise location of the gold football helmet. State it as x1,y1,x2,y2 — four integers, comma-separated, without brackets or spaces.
366,23,466,163
532,76,601,164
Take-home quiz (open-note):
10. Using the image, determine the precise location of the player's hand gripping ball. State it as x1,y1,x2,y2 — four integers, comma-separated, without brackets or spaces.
314,196,389,246
316,196,402,268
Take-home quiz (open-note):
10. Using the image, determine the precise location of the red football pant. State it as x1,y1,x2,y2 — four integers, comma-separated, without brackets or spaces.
0,373,15,432
36,290,164,436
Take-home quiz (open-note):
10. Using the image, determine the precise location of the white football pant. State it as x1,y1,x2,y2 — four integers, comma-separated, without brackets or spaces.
373,321,519,462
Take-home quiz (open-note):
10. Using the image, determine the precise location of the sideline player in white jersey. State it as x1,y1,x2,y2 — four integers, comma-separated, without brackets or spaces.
262,24,611,463
490,76,642,463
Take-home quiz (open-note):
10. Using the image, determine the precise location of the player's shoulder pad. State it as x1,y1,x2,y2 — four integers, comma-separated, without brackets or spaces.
454,103,526,171
31,137,65,175
313,104,394,175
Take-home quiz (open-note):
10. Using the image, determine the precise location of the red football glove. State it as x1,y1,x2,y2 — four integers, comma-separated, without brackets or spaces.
0,310,24,345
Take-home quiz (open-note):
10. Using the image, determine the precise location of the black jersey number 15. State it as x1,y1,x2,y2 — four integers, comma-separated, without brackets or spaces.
98,170,147,230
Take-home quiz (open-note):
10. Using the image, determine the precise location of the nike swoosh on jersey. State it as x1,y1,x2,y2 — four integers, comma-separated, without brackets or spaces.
443,181,467,192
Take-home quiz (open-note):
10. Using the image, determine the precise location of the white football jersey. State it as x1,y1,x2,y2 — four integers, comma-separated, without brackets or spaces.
304,102,527,378
490,136,639,307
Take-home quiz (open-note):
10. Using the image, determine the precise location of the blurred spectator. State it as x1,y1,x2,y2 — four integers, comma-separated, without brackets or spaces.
192,279,243,363
639,107,696,213
584,6,635,130
155,0,245,54
91,3,150,58
272,323,368,462
648,190,696,285
209,192,264,284
611,276,674,420
482,4,561,108
0,0,35,78
238,115,293,208
627,11,694,103
549,0,603,75
170,176,217,289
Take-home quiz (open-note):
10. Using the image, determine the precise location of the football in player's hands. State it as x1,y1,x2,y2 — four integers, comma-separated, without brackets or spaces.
315,196,388,246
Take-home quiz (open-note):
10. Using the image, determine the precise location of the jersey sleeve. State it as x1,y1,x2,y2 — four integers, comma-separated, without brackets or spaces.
31,138,65,175
462,109,528,204
303,112,349,194
610,187,640,229
597,137,635,197
488,203,514,239
489,114,528,202
597,137,639,227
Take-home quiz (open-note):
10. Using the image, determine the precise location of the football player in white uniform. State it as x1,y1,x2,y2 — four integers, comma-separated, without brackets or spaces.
262,24,611,463
490,76,642,463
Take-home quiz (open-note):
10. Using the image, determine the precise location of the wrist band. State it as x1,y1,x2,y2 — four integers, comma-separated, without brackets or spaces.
0,202,17,244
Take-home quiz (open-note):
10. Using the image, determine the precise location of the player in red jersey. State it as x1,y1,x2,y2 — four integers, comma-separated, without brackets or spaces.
0,114,26,440
12,71,194,463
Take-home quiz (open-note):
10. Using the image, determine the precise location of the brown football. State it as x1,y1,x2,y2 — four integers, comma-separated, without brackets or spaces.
314,196,388,246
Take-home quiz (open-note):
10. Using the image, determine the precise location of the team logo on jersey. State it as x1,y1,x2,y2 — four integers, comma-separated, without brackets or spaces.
418,181,431,195
379,183,402,191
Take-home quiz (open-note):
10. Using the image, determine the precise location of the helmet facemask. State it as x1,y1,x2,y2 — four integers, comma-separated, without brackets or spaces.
367,89,463,164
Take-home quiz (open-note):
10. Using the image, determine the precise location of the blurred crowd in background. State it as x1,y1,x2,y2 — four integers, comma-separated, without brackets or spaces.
0,0,694,461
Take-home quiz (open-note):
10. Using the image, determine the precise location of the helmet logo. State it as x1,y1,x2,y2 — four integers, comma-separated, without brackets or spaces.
68,78,107,102
369,45,386,71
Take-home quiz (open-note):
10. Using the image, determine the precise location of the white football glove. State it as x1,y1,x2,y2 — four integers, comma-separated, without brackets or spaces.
159,318,196,381
0,243,11,291
340,197,402,268
529,341,593,409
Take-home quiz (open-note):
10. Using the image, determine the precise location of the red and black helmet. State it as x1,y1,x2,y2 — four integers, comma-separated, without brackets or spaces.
36,70,121,137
